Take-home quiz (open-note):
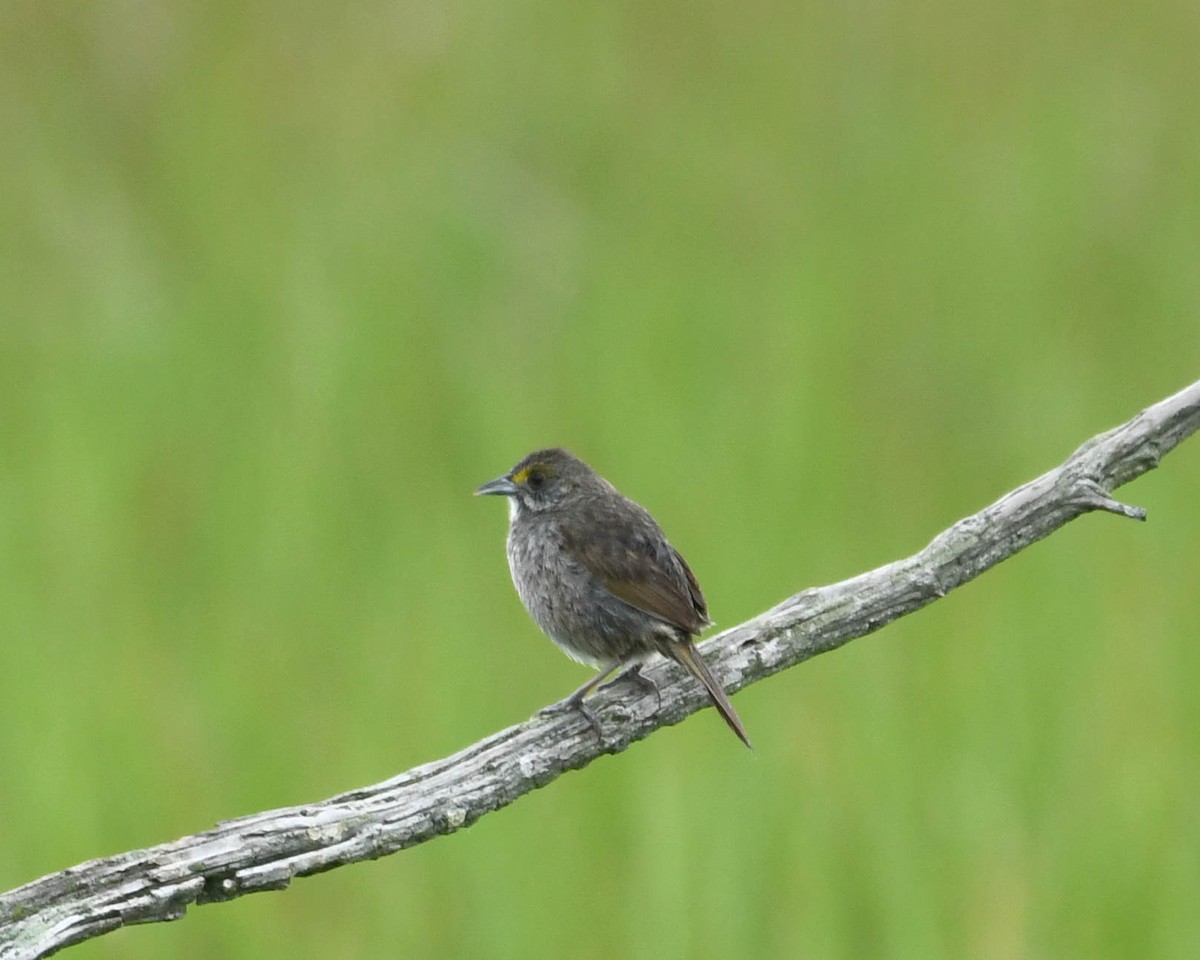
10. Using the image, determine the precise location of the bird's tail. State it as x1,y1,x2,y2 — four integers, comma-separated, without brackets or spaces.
668,640,752,750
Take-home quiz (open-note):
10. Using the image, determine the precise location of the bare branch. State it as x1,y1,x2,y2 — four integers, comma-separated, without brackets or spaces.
3,379,1199,960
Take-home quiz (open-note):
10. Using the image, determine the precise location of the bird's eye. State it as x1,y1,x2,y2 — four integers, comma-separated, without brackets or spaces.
527,469,545,489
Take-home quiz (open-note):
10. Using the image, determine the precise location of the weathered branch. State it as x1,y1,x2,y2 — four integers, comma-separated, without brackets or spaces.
3,379,1199,959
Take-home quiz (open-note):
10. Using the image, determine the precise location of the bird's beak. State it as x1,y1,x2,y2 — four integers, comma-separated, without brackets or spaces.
475,475,519,497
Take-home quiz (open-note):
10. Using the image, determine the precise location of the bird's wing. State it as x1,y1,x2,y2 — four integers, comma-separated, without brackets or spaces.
673,548,710,625
561,498,709,636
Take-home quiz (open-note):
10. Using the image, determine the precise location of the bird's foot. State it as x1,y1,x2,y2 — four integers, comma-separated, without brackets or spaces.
539,693,605,739
618,663,662,712
573,697,604,738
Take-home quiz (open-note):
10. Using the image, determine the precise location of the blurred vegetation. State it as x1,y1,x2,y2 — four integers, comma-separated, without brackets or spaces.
1,0,1198,957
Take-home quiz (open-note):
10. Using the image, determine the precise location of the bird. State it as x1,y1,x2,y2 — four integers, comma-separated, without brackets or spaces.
476,447,750,748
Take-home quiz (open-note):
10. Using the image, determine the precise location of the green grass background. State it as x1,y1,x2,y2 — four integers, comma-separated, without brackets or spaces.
2,1,1199,957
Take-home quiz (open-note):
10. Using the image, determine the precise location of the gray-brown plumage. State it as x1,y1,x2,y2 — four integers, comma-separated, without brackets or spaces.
476,447,751,748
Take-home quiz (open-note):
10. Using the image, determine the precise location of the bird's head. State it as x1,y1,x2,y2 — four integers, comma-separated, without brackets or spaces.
475,447,596,515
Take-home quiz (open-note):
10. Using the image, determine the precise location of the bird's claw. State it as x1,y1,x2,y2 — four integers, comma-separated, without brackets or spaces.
539,696,605,739
623,665,662,712
575,699,604,738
